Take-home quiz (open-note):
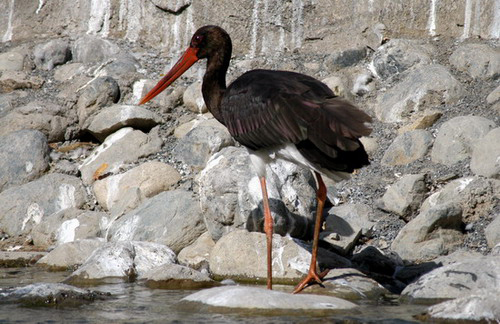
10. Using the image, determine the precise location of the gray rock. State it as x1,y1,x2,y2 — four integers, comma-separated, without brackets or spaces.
381,130,433,166
328,47,367,69
108,190,206,253
0,93,16,118
486,84,500,104
177,231,215,271
484,216,500,248
470,127,500,179
0,70,44,92
449,43,500,79
173,118,234,171
375,64,463,122
31,208,107,248
0,173,87,236
0,129,49,192
79,127,163,185
65,241,176,284
132,241,177,278
431,116,496,166
85,104,164,142
0,283,109,307
36,239,105,270
401,256,500,302
0,49,27,71
306,268,390,300
182,80,206,113
420,177,500,221
93,161,180,211
371,39,433,79
98,55,139,80
198,146,317,241
0,101,73,142
65,241,136,285
209,230,350,284
0,251,47,268
323,203,375,254
133,79,185,109
33,39,71,70
381,174,427,219
426,292,500,322
391,204,463,262
143,263,217,289
182,286,357,310
72,36,121,64
77,76,120,125
53,63,86,82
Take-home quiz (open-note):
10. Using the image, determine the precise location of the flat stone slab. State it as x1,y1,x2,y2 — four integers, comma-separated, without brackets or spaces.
0,251,47,267
182,286,357,311
0,283,109,307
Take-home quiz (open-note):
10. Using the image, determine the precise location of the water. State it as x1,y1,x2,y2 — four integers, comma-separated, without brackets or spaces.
0,268,426,323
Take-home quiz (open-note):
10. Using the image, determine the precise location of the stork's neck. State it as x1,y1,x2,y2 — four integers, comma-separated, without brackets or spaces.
201,47,231,125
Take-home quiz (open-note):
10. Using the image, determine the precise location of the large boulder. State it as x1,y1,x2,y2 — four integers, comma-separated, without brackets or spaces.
470,127,500,179
197,146,318,241
209,230,350,284
93,161,180,211
401,256,500,302
391,204,463,262
0,173,87,236
375,64,463,123
449,43,500,79
431,116,496,166
107,190,206,253
79,127,163,185
0,130,49,192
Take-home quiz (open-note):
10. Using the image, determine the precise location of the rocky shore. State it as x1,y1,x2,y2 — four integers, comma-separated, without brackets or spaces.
0,0,499,322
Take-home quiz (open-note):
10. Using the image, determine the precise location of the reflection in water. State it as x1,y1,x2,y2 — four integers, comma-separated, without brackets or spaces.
0,268,424,323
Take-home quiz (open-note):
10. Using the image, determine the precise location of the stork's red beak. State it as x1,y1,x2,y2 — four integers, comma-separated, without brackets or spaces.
139,47,199,105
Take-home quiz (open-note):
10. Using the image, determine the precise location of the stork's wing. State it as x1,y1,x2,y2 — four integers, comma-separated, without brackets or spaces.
222,69,372,162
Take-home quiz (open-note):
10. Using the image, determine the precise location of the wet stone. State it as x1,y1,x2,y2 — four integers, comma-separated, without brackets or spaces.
181,286,357,311
143,263,218,289
0,283,110,307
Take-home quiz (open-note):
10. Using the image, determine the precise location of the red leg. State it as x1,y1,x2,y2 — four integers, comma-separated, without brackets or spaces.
259,176,273,290
293,171,330,294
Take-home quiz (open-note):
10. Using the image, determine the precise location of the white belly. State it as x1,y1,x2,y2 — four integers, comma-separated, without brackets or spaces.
248,144,350,182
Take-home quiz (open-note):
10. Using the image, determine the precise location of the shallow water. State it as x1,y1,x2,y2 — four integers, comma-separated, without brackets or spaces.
0,268,427,323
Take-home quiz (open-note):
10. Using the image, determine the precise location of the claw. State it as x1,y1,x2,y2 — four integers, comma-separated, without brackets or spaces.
292,268,330,294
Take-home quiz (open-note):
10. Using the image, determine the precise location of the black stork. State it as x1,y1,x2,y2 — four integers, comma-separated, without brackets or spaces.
139,25,372,294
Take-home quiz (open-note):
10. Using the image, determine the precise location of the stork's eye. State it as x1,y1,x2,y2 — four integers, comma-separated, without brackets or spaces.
193,34,203,45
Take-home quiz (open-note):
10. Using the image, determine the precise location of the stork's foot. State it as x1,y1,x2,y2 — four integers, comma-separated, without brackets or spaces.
292,268,330,294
